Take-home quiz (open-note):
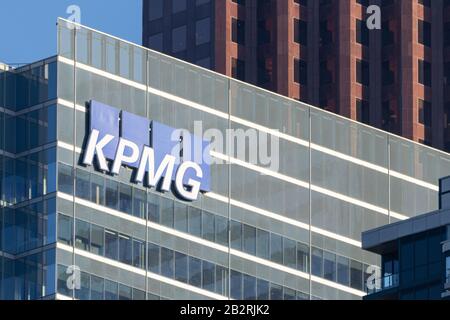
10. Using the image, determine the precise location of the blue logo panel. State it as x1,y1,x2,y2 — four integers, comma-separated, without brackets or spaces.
90,100,120,160
151,121,181,180
121,111,150,168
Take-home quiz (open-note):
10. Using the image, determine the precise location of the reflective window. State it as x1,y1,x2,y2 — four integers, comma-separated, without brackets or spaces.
270,283,283,300
215,215,228,246
172,26,187,53
76,169,90,201
119,284,132,300
283,238,296,269
172,0,187,13
90,224,104,256
256,229,270,260
196,18,211,45
160,197,174,228
312,248,323,277
105,180,119,210
133,188,147,219
189,256,202,287
119,234,132,265
202,261,215,291
75,219,90,251
161,247,174,278
90,174,105,205
297,242,309,273
148,243,160,274
75,271,90,300
243,224,256,255
243,274,257,300
230,270,243,300
202,211,215,242
58,163,73,195
91,275,104,300
105,230,119,260
174,202,188,232
105,280,118,300
230,220,242,250
149,0,164,20
350,260,363,290
337,256,350,286
188,207,202,238
148,193,160,223
257,279,270,300
215,265,228,296
175,252,188,283
119,184,133,215
133,239,145,269
270,234,283,264
324,251,336,282
58,214,73,246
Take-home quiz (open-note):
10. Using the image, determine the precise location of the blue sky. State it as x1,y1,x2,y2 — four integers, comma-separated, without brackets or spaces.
0,0,142,64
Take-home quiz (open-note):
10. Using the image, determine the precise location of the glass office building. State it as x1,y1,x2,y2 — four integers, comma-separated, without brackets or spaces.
0,19,450,300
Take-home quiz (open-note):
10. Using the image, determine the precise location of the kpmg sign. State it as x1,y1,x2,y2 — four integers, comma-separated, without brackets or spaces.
82,101,211,201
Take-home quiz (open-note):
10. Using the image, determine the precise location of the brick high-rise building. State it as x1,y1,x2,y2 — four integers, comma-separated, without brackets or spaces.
143,0,450,151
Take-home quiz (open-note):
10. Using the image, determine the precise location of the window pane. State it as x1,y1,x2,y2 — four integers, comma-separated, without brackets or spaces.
337,256,350,286
297,242,309,273
105,230,119,260
243,274,257,300
161,247,174,278
172,25,187,53
148,243,160,274
58,214,73,246
174,202,188,232
283,238,296,269
90,275,104,300
230,270,242,300
243,224,256,255
133,239,145,269
90,224,104,256
202,261,215,291
270,283,283,300
196,18,211,45
257,279,269,300
133,188,146,219
202,211,215,242
350,260,363,290
76,169,90,200
148,193,160,223
188,207,202,237
189,256,202,287
215,265,228,296
160,197,174,228
119,234,132,265
230,220,242,250
58,163,73,195
104,280,118,300
312,248,323,277
257,229,270,260
323,251,336,282
119,284,132,300
90,174,105,205
270,234,283,264
105,179,119,210
215,215,228,246
75,219,90,251
119,183,133,215
175,252,188,283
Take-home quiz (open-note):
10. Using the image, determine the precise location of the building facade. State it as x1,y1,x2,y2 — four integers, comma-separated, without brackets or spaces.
142,0,450,152
0,19,450,300
363,176,450,300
